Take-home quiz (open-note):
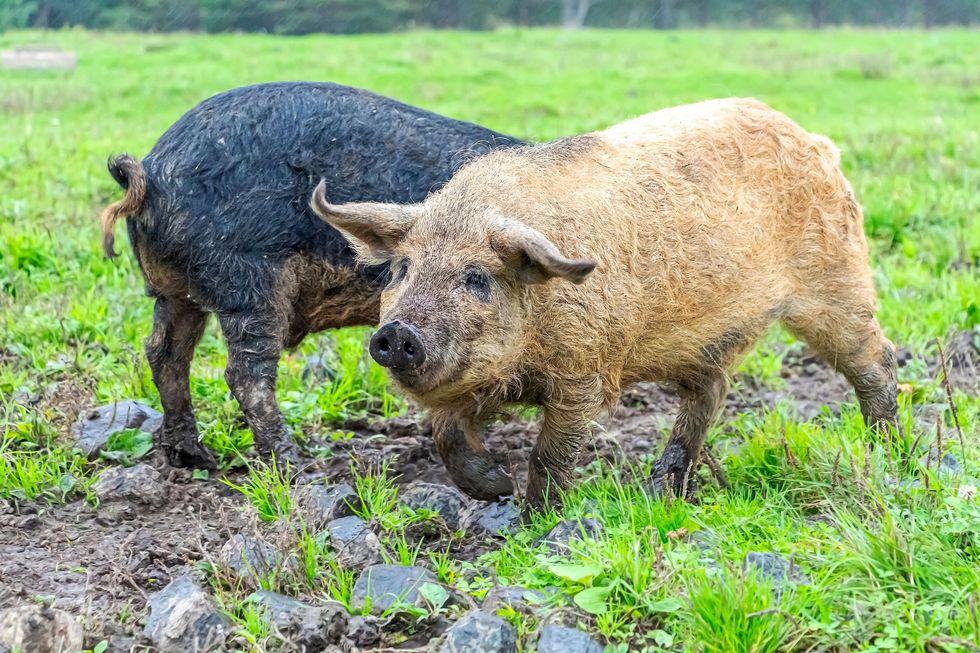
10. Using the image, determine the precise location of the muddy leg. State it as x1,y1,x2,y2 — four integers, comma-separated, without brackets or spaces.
525,404,597,513
145,296,215,469
218,311,299,464
785,311,898,432
651,373,728,498
434,417,514,501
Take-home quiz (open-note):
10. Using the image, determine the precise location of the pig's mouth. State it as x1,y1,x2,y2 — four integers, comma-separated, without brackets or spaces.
387,365,435,392
388,356,462,398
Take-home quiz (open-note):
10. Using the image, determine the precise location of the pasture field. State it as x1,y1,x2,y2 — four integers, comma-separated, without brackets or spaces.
1,28,979,653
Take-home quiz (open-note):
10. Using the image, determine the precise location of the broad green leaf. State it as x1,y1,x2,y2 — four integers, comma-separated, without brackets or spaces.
419,582,450,611
546,562,603,585
57,473,76,497
651,629,674,646
574,585,612,615
647,597,683,613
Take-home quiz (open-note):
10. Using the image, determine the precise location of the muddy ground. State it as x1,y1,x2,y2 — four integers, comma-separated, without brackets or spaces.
1,335,977,650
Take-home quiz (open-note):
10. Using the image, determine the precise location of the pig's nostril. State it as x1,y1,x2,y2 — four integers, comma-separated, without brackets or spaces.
377,338,391,353
403,341,415,357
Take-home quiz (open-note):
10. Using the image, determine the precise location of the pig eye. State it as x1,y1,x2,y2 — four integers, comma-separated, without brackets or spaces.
390,259,409,285
463,266,491,300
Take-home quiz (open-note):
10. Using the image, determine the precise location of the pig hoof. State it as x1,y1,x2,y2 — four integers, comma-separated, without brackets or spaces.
518,501,548,524
165,437,218,470
649,469,699,500
456,464,514,502
262,437,302,473
650,449,699,500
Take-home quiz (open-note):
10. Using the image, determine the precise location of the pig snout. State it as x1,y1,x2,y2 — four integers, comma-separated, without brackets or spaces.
370,320,426,372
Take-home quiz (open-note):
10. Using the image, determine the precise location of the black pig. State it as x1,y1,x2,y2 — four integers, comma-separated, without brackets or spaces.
101,82,522,468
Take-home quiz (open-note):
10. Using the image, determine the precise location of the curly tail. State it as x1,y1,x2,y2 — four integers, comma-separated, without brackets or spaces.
100,154,146,258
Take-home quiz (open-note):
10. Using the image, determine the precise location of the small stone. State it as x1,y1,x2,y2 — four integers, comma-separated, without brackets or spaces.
743,552,809,589
252,591,346,650
537,624,604,653
0,604,83,653
297,483,362,528
687,527,717,551
218,534,283,584
350,564,440,614
144,575,230,652
344,615,382,648
462,502,520,538
71,400,161,459
326,516,382,570
540,518,603,555
482,586,549,614
912,403,948,432
400,482,468,530
947,329,980,370
921,447,962,475
439,611,516,653
92,463,167,507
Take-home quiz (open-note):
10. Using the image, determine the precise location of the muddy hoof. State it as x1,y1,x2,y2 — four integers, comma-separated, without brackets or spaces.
265,438,302,472
650,447,698,500
453,459,514,502
649,470,699,500
162,433,217,470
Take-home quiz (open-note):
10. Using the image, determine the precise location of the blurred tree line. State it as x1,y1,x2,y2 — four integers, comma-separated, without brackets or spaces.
1,0,976,33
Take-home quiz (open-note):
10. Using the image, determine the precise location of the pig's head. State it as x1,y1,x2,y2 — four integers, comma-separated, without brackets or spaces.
310,179,597,406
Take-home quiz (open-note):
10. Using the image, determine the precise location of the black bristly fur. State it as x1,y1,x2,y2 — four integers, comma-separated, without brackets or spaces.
108,81,523,468
131,81,522,313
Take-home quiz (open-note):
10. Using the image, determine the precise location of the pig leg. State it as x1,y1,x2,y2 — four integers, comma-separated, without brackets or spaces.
145,296,216,469
783,305,898,432
651,372,728,498
218,311,301,464
525,403,598,512
434,418,514,501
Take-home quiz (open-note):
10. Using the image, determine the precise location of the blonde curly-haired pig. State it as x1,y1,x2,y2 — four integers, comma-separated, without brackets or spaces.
311,98,899,510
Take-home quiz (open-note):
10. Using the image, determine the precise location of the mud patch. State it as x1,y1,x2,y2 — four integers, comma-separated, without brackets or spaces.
0,456,249,649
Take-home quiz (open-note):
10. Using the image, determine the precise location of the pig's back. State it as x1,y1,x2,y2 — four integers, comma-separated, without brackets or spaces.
524,99,864,381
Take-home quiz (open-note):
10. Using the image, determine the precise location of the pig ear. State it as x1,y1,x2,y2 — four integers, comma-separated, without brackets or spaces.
490,221,597,285
310,179,418,262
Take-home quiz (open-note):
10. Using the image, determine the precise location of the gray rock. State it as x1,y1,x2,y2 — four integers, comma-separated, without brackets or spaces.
326,516,382,570
92,463,167,507
71,400,161,458
400,482,468,531
0,605,83,653
482,586,549,614
350,564,440,614
743,551,810,589
921,447,962,475
144,575,230,652
540,518,603,555
913,403,948,432
344,615,382,648
462,502,520,538
439,611,516,653
297,483,362,528
252,591,346,650
688,527,718,551
218,534,283,584
537,624,604,653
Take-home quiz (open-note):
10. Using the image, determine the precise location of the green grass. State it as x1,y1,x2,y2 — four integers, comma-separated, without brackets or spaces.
1,27,978,651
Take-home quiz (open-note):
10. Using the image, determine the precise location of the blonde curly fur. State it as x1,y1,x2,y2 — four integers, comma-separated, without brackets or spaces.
314,98,898,507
